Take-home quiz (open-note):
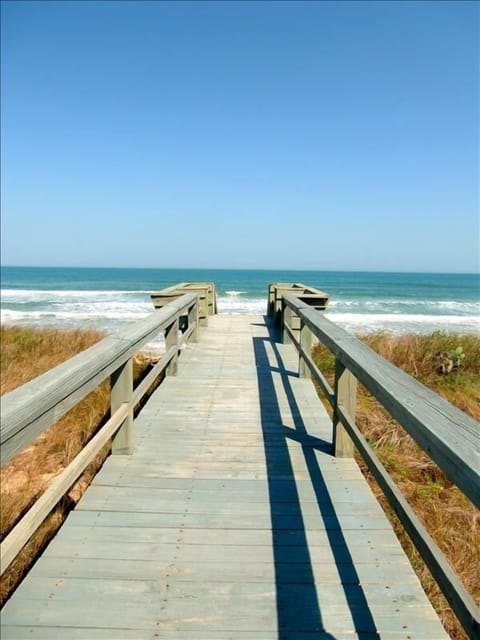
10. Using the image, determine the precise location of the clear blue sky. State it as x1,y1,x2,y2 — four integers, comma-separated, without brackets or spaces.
1,0,478,272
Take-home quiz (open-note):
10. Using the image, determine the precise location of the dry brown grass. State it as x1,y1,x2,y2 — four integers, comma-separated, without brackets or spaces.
0,326,155,605
0,326,106,395
312,331,480,640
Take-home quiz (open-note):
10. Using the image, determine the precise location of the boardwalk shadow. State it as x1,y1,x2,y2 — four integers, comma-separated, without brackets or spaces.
252,318,378,639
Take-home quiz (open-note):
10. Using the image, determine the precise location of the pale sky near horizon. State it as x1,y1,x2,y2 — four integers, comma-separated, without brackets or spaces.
1,0,478,273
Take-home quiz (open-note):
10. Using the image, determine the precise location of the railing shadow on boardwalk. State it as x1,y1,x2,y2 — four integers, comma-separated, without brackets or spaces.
253,318,378,639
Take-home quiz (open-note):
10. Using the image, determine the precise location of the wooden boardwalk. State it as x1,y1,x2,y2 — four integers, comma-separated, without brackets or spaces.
1,315,449,639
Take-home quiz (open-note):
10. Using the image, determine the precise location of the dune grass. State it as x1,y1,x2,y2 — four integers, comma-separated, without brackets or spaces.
312,331,480,640
0,325,155,605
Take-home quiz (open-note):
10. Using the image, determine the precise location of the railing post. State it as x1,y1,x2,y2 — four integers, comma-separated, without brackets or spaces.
267,284,274,317
165,318,179,375
282,302,292,344
275,287,283,326
111,359,134,455
333,359,356,458
299,320,312,378
198,285,209,327
188,299,199,342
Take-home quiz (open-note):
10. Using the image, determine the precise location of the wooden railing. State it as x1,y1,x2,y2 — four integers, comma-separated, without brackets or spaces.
267,282,329,324
151,282,217,326
280,291,479,639
0,292,199,574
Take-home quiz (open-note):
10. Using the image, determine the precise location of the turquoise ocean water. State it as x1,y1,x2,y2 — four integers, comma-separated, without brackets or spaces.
1,266,478,336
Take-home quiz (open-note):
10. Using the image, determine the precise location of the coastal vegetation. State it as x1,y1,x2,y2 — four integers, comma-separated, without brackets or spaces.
0,325,478,639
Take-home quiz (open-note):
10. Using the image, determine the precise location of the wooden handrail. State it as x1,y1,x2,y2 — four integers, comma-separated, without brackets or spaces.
151,282,217,325
281,291,479,639
0,291,199,574
282,293,479,505
1,292,197,467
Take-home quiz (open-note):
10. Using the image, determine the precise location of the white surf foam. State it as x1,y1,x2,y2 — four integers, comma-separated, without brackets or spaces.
2,288,478,336
325,312,480,335
1,289,151,300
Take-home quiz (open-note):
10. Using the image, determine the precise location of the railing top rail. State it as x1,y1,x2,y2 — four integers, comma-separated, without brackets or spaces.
151,282,215,293
0,292,197,467
150,282,189,294
268,282,330,294
283,292,480,508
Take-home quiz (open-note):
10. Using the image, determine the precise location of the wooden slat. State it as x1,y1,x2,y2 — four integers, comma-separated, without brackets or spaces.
4,576,446,635
0,630,385,640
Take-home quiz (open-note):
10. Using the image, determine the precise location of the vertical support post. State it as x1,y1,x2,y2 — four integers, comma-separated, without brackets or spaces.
165,318,179,375
111,359,134,455
333,359,356,457
299,320,312,378
188,299,199,342
282,302,292,344
267,284,276,317
291,312,301,346
199,286,208,326
275,287,283,326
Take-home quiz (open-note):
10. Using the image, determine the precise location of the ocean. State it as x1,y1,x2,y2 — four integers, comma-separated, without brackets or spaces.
1,266,478,337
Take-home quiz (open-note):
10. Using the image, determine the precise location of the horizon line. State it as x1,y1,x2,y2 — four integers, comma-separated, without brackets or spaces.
1,264,479,277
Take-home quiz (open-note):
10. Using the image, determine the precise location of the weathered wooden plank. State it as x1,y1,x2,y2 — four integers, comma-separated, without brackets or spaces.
52,518,402,549
87,481,374,504
30,555,421,589
88,465,366,483
3,576,446,635
53,508,398,532
74,486,386,518
39,539,408,569
0,629,393,640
